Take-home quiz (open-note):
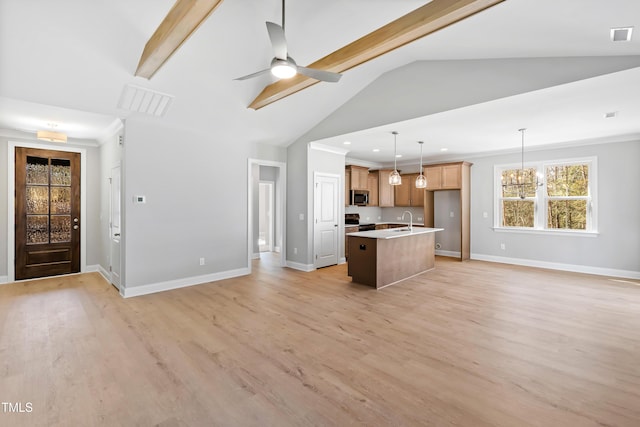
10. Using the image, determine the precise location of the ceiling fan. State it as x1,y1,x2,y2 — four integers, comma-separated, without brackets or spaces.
234,0,342,83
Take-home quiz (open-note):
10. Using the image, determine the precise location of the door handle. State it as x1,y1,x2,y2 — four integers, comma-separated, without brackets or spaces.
73,225,79,230
114,233,120,237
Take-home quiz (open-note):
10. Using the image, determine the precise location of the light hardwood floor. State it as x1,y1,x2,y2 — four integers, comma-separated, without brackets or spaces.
1,256,639,426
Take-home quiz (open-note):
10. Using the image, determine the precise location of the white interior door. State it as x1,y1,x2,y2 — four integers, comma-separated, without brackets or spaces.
314,174,339,268
109,164,121,289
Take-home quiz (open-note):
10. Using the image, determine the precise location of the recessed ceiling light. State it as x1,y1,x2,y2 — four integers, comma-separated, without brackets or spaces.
395,154,402,158
343,141,351,145
440,148,448,152
610,27,633,42
604,111,618,118
373,148,380,152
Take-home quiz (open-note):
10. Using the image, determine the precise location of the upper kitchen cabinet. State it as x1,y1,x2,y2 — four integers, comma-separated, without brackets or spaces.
346,165,369,191
425,162,471,190
367,171,379,206
394,173,424,207
345,167,351,206
376,170,395,207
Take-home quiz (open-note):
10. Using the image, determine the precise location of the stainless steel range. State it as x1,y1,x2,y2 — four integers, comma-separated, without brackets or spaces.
345,213,376,231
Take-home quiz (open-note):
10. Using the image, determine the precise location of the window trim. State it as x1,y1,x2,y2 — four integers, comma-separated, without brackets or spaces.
494,156,598,235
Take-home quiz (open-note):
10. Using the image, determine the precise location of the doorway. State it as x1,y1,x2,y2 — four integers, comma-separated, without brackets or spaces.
258,181,274,253
14,147,81,280
247,159,286,271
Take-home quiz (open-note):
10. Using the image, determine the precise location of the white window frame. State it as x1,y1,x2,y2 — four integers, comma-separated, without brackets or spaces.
494,156,598,236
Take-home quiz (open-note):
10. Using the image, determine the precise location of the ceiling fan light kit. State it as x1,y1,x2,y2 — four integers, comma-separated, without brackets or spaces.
271,58,297,79
235,1,342,84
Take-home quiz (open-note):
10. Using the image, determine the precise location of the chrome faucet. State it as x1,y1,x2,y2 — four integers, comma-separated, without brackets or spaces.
402,211,413,232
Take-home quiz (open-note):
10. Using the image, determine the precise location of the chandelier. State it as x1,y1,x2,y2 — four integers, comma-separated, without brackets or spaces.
501,128,543,199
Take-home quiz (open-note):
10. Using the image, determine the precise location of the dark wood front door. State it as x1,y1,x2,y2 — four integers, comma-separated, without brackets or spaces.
15,147,81,280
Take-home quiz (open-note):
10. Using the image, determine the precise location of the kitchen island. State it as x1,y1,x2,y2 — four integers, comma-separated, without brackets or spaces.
347,227,443,289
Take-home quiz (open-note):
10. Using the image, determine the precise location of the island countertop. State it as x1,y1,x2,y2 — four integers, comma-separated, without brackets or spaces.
346,227,443,240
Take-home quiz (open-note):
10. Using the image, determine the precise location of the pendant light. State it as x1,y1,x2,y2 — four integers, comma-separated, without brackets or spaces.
415,140,427,188
389,131,402,185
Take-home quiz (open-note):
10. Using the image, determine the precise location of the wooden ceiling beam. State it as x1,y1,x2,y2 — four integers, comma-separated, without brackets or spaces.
248,0,505,110
135,0,225,79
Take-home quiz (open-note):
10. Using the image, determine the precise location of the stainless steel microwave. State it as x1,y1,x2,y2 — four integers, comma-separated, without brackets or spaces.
350,190,369,206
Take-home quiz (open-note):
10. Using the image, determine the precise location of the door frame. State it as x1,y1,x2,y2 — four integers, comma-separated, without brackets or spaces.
247,159,286,271
313,171,340,269
7,141,87,282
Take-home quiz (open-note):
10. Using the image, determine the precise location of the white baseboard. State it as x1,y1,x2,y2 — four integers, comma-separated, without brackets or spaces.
338,257,346,265
121,267,250,298
436,250,461,258
274,246,281,253
471,253,640,280
0,275,8,285
285,261,315,272
86,264,110,282
252,253,261,260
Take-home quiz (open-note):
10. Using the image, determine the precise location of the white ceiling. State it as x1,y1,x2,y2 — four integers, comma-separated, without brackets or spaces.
1,0,639,158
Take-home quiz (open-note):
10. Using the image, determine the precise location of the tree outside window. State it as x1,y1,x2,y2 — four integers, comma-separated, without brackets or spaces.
495,158,596,233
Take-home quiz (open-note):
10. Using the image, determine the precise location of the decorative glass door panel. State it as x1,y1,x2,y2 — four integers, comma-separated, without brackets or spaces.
16,148,80,280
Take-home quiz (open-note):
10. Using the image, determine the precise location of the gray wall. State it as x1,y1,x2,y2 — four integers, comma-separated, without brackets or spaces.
122,118,252,288
300,57,640,143
286,140,308,265
471,138,640,273
434,191,461,253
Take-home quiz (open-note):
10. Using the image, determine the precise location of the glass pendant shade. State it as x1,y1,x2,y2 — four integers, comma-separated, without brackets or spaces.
389,131,402,185
389,170,402,185
415,140,427,188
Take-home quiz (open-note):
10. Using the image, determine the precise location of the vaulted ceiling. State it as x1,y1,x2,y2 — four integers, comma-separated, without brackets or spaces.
1,0,639,160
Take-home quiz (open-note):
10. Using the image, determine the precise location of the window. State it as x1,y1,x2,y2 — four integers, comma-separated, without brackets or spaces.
495,157,597,234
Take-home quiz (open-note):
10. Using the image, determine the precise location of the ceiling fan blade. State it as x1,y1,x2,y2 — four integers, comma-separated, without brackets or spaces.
297,66,342,83
234,68,272,81
266,22,288,60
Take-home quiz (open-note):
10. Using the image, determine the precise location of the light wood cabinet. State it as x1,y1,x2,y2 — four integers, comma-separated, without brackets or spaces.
345,168,351,206
425,163,462,190
367,172,379,206
423,161,472,261
394,173,424,207
347,165,369,191
377,170,395,207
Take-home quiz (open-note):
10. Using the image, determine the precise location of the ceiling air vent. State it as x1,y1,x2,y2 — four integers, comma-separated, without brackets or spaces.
610,27,633,42
117,84,174,117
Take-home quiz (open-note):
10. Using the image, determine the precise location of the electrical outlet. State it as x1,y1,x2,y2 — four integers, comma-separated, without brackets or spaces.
483,212,488,218
299,213,304,221
294,248,298,254
417,217,423,221
199,257,205,266
397,216,401,220
500,243,506,250
450,211,454,218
